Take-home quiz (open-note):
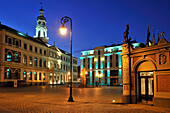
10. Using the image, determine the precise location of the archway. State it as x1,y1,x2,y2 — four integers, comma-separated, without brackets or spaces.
134,59,157,102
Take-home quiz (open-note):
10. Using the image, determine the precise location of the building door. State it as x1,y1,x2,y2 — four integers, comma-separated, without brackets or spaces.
139,72,154,102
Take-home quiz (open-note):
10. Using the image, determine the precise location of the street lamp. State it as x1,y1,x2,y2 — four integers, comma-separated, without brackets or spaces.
60,16,74,102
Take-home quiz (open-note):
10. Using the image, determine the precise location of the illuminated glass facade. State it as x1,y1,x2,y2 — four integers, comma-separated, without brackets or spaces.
80,43,141,86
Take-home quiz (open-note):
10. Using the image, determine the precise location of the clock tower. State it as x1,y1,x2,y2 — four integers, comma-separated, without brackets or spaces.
34,3,49,43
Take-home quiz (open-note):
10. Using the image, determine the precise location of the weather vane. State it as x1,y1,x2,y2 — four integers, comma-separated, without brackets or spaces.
40,2,42,8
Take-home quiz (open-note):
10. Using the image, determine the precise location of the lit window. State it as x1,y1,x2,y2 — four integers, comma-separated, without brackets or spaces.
29,72,32,80
34,58,37,66
6,69,11,79
7,52,12,61
15,53,19,62
34,72,37,80
23,55,27,65
23,71,26,80
29,56,33,66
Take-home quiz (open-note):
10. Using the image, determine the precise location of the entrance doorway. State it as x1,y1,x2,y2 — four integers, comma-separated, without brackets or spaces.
139,72,154,102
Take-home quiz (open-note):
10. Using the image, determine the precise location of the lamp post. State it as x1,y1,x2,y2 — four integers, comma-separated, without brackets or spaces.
60,16,74,102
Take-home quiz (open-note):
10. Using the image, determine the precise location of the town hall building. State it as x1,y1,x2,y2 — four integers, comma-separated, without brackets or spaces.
0,6,78,86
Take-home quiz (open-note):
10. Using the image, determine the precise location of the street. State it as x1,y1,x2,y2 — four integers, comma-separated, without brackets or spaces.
0,86,169,113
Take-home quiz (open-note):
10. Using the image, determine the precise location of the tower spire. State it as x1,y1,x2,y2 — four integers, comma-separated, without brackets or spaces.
146,24,150,46
34,3,49,43
40,2,42,8
157,30,160,44
152,27,155,46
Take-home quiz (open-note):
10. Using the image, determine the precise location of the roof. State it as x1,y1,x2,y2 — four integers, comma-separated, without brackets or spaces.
0,23,47,47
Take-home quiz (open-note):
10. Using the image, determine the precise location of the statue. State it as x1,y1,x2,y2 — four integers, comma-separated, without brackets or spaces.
161,32,165,38
123,24,131,43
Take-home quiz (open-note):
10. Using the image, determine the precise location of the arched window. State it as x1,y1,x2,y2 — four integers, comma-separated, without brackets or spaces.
38,31,40,37
7,52,12,62
34,72,37,80
29,71,32,80
15,70,19,79
23,71,26,80
43,60,46,68
39,59,42,67
34,58,37,66
29,56,33,66
23,55,27,65
39,73,41,80
15,53,19,62
6,69,11,79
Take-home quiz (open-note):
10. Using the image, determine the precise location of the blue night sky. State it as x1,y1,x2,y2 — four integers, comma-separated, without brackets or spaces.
0,0,170,65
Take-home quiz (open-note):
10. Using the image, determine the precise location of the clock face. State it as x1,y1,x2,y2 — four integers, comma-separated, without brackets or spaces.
38,21,41,24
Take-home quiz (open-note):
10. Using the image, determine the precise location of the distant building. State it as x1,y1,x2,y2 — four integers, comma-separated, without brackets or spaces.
122,27,170,108
80,42,142,86
0,6,78,86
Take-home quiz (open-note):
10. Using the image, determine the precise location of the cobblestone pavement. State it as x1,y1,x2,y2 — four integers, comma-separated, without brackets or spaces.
0,86,169,113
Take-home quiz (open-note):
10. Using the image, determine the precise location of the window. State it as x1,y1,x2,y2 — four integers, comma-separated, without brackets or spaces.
110,55,112,67
16,40,19,47
44,50,46,55
39,73,41,80
23,71,27,80
43,60,46,68
105,56,107,68
24,43,27,49
30,45,32,51
29,72,32,80
23,55,27,65
39,59,42,67
110,70,118,76
34,58,37,66
35,47,37,53
15,53,19,62
40,49,42,54
8,38,12,44
116,54,118,67
29,56,33,66
15,70,19,79
6,69,11,79
63,64,65,70
7,52,12,62
98,56,100,69
34,72,37,80
54,63,56,68
38,31,40,37
98,50,100,55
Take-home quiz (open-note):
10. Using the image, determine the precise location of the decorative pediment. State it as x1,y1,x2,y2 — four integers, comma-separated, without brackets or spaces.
158,38,168,45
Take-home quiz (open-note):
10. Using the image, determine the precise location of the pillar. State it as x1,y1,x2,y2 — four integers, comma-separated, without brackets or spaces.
122,43,131,103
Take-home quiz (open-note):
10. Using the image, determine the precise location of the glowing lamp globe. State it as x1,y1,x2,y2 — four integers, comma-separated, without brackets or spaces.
60,25,67,35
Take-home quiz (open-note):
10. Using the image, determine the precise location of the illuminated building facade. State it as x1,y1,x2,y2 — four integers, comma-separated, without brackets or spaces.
80,42,141,86
122,28,170,108
0,6,78,86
